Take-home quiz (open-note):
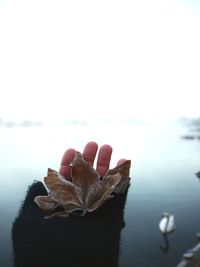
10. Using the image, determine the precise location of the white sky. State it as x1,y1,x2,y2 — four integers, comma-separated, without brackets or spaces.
0,0,200,122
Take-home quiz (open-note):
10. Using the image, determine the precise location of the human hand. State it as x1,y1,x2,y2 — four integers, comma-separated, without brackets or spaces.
12,141,130,267
59,141,128,179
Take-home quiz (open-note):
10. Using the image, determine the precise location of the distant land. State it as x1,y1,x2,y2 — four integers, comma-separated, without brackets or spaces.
179,116,200,127
180,116,200,141
0,119,43,127
0,116,200,128
0,118,89,127
0,117,150,127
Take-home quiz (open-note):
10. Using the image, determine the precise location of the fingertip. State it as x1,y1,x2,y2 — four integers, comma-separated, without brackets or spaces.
85,141,98,148
83,141,98,165
99,144,113,154
96,144,113,176
60,148,76,165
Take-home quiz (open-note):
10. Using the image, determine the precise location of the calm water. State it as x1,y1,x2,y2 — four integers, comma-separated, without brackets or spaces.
0,122,200,267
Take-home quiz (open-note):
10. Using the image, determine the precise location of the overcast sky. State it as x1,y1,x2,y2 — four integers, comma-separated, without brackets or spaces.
0,0,200,122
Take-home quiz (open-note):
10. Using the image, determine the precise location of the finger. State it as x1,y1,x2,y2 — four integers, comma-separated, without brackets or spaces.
59,148,76,179
96,144,112,176
82,141,98,166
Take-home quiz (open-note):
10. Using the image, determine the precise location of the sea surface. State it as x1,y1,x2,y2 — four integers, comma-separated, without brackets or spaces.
0,121,200,267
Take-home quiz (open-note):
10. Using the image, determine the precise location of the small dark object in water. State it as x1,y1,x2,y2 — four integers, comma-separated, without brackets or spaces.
181,135,195,140
195,172,200,178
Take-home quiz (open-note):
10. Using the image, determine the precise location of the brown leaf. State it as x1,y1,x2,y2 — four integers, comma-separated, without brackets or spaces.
34,152,131,218
70,152,100,204
104,160,131,194
34,195,59,210
44,168,83,206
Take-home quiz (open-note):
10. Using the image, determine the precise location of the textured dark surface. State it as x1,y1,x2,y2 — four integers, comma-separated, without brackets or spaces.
12,181,128,267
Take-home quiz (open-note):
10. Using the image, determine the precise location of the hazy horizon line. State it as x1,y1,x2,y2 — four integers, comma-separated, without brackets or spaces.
0,116,200,128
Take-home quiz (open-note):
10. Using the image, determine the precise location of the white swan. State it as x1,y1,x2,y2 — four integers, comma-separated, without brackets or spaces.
159,212,175,234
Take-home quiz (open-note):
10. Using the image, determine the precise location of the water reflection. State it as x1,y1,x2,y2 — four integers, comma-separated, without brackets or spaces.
12,181,129,267
160,234,170,253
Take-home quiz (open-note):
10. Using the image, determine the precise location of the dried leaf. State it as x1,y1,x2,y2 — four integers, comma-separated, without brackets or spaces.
34,152,131,218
